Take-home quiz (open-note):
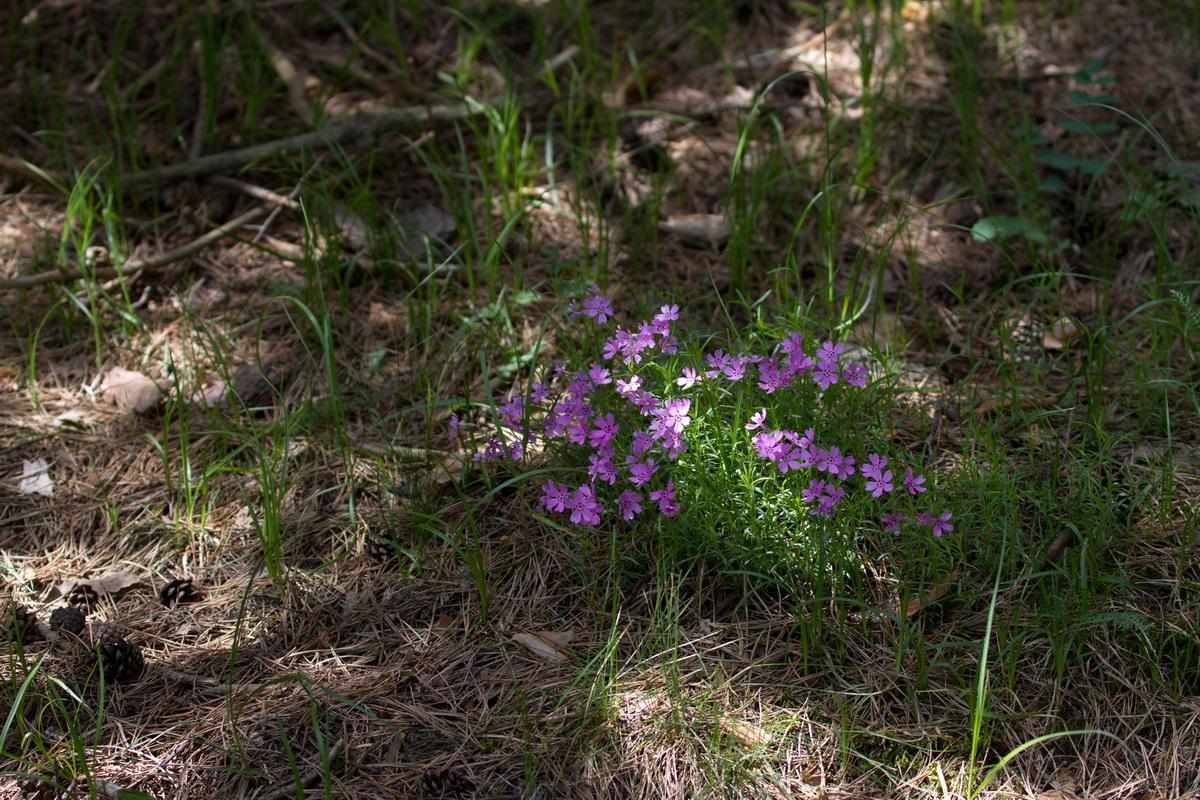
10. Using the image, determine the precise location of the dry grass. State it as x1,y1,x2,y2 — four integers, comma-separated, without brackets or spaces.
3,0,1199,798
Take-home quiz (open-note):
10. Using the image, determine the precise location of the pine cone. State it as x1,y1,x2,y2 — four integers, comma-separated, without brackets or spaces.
48,606,86,638
91,624,144,684
66,584,99,612
159,578,203,607
3,602,41,644
16,775,53,799
421,767,474,799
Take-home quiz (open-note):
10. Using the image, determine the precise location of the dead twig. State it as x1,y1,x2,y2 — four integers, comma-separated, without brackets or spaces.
253,21,316,125
0,205,267,290
318,0,404,76
693,20,843,78
0,154,67,190
120,106,475,188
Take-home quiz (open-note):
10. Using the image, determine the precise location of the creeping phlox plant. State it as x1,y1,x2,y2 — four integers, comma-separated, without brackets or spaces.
466,286,953,545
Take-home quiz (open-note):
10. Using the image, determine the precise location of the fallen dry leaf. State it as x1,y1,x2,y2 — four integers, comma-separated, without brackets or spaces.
658,214,730,247
512,631,573,662
888,568,960,618
101,367,161,413
190,380,228,408
719,718,772,749
18,458,54,496
53,407,93,428
56,570,143,598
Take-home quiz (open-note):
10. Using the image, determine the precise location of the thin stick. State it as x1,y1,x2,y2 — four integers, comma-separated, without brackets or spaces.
208,175,302,211
0,154,66,190
318,0,404,76
121,106,475,187
253,22,316,126
0,206,266,290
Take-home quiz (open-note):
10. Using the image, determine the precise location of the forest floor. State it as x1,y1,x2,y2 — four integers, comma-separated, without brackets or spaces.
1,1,1199,798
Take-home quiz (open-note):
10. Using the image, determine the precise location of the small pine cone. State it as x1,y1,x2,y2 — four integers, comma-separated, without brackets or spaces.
365,530,398,565
49,606,86,637
17,774,59,799
421,767,474,799
3,602,41,644
91,624,144,684
159,578,202,608
66,584,100,612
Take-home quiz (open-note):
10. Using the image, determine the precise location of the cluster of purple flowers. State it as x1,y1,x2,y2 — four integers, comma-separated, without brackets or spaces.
749,416,951,534
476,284,954,538
486,288,688,526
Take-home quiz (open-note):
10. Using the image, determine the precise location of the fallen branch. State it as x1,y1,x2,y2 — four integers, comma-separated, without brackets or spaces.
0,153,66,190
693,20,842,78
0,205,267,290
121,105,476,187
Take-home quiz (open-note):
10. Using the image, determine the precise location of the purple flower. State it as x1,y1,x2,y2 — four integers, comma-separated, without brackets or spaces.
530,383,551,404
705,349,732,377
861,453,888,481
803,480,845,517
654,304,680,324
801,480,827,505
541,480,570,513
630,430,655,457
498,396,525,426
631,390,661,416
659,430,688,461
570,484,604,526
567,417,590,445
931,512,954,537
904,468,927,495
657,398,692,435
544,411,567,439
617,490,643,520
648,480,678,517
580,288,614,324
864,468,894,497
831,452,856,480
914,510,935,527
753,429,786,461
812,359,839,389
601,333,624,361
780,332,804,355
676,367,702,390
722,362,746,381
473,438,507,462
816,340,846,363
615,375,642,396
588,364,612,386
448,413,460,435
882,512,904,534
588,413,620,449
843,362,868,388
756,357,791,394
777,445,808,474
633,321,662,357
815,484,846,517
745,408,767,431
508,441,525,460
817,446,855,479
657,335,679,355
588,453,618,485
627,457,658,487
785,348,815,376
